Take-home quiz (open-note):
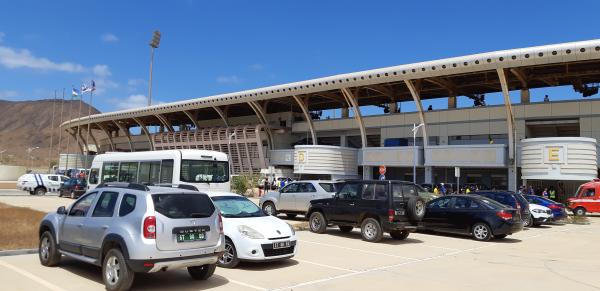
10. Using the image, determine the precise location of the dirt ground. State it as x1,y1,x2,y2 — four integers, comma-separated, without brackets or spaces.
0,202,46,250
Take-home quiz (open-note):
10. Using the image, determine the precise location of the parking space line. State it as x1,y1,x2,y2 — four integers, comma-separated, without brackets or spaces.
294,259,358,273
228,278,269,291
275,226,583,291
0,260,66,291
299,240,418,261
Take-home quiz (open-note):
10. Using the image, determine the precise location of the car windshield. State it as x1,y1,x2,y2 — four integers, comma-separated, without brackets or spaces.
180,159,229,183
212,196,264,218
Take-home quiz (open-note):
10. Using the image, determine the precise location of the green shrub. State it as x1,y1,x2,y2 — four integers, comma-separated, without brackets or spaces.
231,176,249,195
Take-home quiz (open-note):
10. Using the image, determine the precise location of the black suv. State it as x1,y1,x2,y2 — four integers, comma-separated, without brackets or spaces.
307,180,426,243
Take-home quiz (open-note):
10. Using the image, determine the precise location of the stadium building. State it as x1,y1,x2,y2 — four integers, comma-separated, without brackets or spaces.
62,39,600,199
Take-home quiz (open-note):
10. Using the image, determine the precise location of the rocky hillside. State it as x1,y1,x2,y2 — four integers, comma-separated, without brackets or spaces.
0,99,100,168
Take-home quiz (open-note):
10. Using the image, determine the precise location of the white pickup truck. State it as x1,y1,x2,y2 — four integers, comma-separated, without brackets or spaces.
16,173,69,195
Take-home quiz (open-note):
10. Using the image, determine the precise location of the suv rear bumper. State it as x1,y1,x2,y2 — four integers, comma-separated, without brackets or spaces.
382,221,418,232
128,253,222,273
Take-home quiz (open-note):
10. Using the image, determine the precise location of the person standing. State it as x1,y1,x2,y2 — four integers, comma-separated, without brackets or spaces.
542,188,549,198
549,186,557,200
440,183,447,195
433,186,439,195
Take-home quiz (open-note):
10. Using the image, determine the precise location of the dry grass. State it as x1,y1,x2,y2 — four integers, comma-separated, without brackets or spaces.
0,202,46,250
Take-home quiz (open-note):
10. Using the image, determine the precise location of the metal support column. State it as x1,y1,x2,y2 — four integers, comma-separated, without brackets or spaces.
405,80,429,146
497,68,517,192
292,95,317,145
133,117,154,151
113,120,134,152
340,88,367,148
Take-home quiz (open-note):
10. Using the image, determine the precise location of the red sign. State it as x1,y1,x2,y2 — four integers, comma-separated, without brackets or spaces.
379,165,386,175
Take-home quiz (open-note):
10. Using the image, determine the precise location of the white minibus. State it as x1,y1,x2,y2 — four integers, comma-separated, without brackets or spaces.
88,149,230,192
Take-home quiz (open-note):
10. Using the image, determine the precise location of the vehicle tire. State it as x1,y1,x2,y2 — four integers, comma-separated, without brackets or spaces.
309,212,327,234
29,190,35,195
188,264,216,280
471,222,492,241
389,230,410,240
361,218,383,243
39,231,61,267
533,221,543,227
494,234,507,239
262,202,277,216
406,196,426,222
286,214,297,219
103,248,135,291
574,207,586,216
58,190,63,198
218,238,240,269
34,187,47,196
338,226,353,233
524,214,533,227
70,191,75,199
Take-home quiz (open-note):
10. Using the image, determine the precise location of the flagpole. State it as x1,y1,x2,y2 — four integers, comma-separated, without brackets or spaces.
84,88,93,169
65,92,74,175
57,88,65,171
47,90,57,173
75,87,83,170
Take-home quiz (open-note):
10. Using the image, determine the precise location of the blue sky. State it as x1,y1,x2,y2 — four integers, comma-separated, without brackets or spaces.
1,0,599,114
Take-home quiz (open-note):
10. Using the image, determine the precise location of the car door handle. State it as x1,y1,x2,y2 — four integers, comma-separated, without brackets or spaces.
102,225,109,230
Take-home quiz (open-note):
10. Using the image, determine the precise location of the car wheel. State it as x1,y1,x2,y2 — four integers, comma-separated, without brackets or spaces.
39,231,61,267
361,218,383,243
29,191,35,195
523,214,533,227
471,223,492,241
494,234,507,239
286,214,297,219
390,230,410,240
34,187,46,196
262,202,277,216
533,221,542,227
188,264,217,280
406,196,426,222
218,238,240,268
574,207,586,216
70,191,76,199
58,190,63,198
103,248,135,291
309,212,327,234
338,226,353,233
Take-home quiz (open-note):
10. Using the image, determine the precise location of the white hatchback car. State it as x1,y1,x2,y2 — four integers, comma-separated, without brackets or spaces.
529,203,553,227
208,192,297,268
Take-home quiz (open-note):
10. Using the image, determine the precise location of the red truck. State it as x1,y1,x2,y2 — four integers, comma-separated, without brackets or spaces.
568,178,600,216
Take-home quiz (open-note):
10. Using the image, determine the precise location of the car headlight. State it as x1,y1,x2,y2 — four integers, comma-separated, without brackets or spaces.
288,223,295,236
532,209,544,213
237,225,264,239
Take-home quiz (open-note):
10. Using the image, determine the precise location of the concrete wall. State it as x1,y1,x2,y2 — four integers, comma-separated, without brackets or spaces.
294,145,358,176
0,165,27,180
424,144,507,168
359,146,423,167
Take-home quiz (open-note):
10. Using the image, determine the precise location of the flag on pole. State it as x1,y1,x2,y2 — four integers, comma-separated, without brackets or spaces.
71,88,80,98
81,80,96,93
91,80,96,92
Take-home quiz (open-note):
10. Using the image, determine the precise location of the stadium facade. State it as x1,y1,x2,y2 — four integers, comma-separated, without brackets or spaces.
62,39,600,198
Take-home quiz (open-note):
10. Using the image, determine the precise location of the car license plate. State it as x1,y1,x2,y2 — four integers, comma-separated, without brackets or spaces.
176,230,206,243
273,241,291,249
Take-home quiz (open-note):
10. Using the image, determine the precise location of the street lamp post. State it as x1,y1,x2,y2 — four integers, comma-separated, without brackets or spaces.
27,146,40,171
148,30,161,107
227,132,237,176
411,123,424,184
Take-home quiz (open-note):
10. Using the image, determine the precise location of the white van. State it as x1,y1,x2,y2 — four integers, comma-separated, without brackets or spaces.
16,173,69,195
88,150,230,192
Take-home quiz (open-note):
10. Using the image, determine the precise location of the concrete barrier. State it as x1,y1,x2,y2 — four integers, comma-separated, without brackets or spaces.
0,165,26,181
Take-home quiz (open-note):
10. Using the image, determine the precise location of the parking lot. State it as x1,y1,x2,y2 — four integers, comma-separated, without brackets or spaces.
1,189,599,291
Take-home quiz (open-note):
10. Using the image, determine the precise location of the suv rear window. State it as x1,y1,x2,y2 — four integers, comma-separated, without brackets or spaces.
152,193,215,218
319,183,339,193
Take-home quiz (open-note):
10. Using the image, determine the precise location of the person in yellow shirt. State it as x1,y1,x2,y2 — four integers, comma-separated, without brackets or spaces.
466,187,471,194
433,186,439,195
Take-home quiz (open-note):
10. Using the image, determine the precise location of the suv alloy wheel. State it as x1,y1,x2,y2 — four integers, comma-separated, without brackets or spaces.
218,238,240,268
361,218,383,243
471,223,492,241
309,212,327,233
103,248,135,291
39,231,61,266
574,207,586,216
262,202,277,216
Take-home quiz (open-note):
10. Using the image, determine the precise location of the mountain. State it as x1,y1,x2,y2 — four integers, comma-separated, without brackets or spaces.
0,99,101,168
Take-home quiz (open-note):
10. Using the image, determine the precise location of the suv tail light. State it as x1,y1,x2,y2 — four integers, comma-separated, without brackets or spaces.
218,212,224,234
388,209,395,222
496,211,513,221
143,216,156,239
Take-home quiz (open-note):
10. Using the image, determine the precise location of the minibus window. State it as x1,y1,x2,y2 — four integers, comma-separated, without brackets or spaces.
160,159,174,183
180,160,229,183
138,161,161,184
102,162,119,182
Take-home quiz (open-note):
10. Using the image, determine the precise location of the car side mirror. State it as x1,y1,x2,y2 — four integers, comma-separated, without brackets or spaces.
57,206,67,215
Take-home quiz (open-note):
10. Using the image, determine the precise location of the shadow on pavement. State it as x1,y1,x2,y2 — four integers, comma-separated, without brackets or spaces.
58,257,230,290
321,229,425,245
235,258,299,271
416,230,522,243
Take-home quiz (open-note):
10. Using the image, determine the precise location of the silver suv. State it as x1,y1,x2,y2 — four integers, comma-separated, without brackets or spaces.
259,180,340,218
38,183,225,291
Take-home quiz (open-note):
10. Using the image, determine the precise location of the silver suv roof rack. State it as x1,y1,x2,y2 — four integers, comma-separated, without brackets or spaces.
96,182,149,191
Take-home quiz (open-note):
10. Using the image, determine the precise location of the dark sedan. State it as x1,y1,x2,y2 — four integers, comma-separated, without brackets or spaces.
420,195,524,241
58,178,87,199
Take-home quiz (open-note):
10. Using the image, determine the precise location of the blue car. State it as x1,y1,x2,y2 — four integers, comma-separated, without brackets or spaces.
524,195,567,220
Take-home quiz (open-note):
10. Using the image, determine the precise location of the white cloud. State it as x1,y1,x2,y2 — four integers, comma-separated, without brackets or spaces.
0,32,5,43
0,46,85,72
101,33,119,43
116,94,148,110
249,63,264,71
0,90,18,99
127,78,147,87
92,64,111,77
216,75,242,84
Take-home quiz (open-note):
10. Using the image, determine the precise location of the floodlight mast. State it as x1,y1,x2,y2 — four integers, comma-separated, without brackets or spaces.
148,30,161,107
